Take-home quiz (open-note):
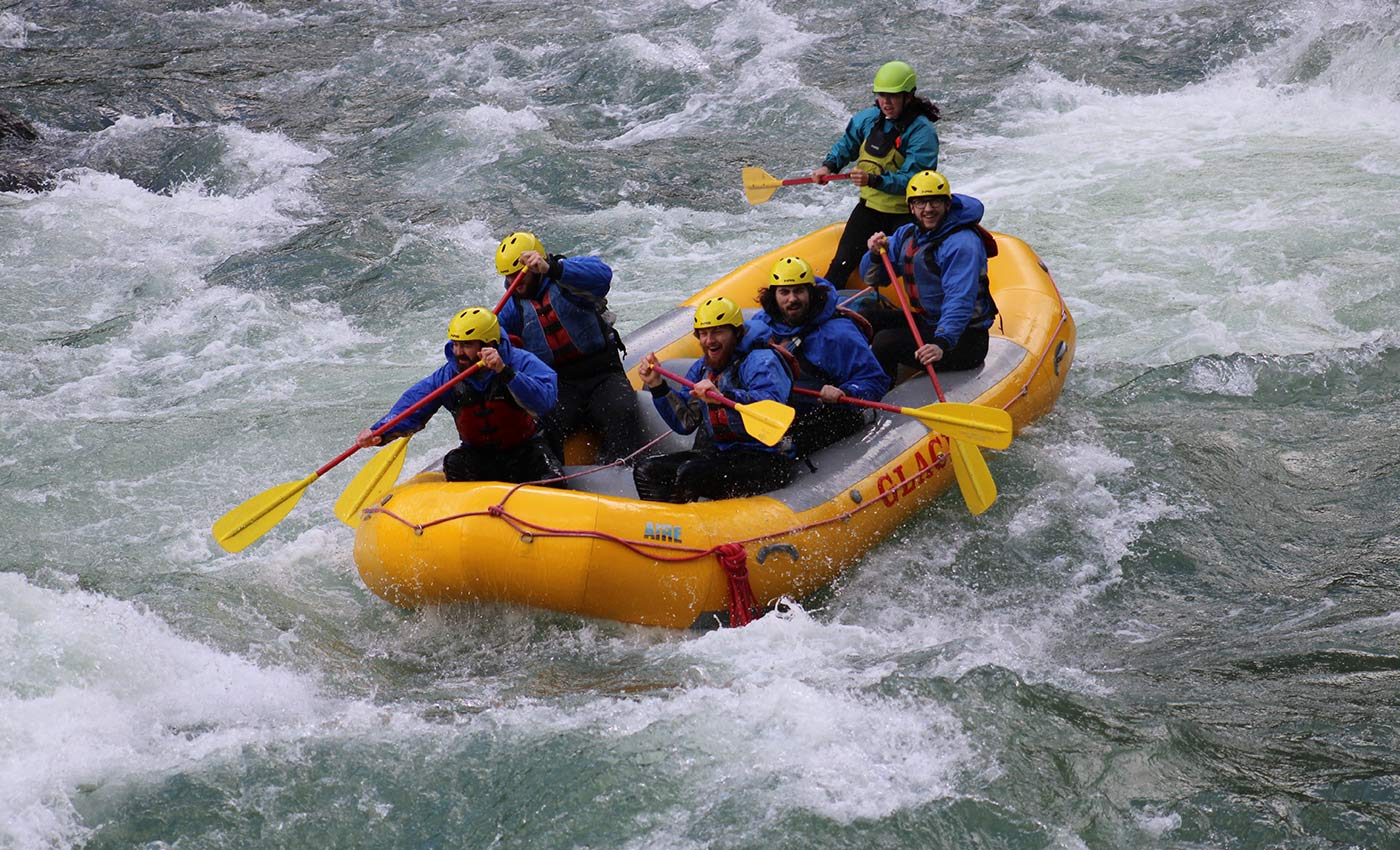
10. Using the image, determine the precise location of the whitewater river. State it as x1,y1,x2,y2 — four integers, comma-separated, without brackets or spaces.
3,1,1398,847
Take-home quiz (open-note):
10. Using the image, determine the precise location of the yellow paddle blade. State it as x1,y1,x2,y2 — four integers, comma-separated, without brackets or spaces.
742,166,783,205
906,402,1014,449
212,472,320,553
333,438,409,527
949,439,996,515
734,399,796,447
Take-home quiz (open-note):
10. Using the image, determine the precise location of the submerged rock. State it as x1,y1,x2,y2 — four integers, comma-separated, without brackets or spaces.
0,105,56,192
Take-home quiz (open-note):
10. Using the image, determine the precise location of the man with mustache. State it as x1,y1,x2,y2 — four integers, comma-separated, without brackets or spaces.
745,256,889,457
355,308,562,485
632,297,796,503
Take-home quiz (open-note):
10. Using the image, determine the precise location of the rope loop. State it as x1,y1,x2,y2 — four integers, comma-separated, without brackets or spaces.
716,543,759,627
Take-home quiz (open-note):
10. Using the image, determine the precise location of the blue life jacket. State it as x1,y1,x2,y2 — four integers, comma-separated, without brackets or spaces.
859,193,999,350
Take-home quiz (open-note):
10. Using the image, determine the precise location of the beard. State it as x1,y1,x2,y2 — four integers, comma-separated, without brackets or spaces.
781,304,808,324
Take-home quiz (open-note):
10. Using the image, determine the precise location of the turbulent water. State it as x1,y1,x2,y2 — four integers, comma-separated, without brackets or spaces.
3,1,1399,847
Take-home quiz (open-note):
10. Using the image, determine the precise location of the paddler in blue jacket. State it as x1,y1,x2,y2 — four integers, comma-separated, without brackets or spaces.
494,231,644,465
743,256,890,457
814,61,941,288
859,170,999,379
355,307,563,485
632,297,797,503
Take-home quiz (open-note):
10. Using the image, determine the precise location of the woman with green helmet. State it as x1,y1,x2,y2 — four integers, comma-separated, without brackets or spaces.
813,60,941,288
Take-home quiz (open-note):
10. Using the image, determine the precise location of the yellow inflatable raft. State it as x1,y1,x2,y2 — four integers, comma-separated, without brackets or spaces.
353,223,1075,628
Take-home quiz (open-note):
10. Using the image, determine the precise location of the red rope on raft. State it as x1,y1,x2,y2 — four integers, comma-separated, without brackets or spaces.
362,447,958,627
715,543,759,627
357,300,1071,626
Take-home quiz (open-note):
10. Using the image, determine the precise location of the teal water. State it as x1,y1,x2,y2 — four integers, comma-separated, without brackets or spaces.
3,1,1399,847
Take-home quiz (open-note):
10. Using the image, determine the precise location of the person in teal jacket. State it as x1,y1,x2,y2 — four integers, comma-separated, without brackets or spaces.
743,256,890,457
814,61,941,288
356,308,563,485
859,171,998,379
632,297,796,503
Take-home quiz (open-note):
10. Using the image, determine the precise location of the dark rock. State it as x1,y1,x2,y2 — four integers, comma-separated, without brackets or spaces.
1,105,56,192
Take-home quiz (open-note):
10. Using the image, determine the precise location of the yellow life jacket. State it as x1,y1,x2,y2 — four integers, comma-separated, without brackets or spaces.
856,118,911,214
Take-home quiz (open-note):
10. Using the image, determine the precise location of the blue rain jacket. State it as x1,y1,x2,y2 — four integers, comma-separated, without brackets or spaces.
371,333,557,445
859,193,997,351
743,278,889,405
498,255,618,371
651,348,792,455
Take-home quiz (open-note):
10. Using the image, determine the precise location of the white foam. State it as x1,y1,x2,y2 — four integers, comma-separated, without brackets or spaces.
437,105,549,167
599,1,825,148
471,608,977,825
92,113,181,139
1184,356,1261,396
164,2,308,32
609,33,710,73
216,123,329,198
958,7,1400,366
0,574,330,849
0,11,31,48
1134,806,1183,837
1016,431,1186,588
0,121,346,424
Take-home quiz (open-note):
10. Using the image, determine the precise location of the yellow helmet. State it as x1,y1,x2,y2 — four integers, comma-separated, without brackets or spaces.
692,296,744,330
447,307,501,344
495,231,545,276
906,170,951,200
873,61,917,94
769,256,815,288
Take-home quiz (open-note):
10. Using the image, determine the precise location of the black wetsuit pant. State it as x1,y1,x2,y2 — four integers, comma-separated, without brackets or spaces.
825,200,914,288
788,403,871,458
443,436,565,487
633,447,796,503
859,307,990,379
544,364,645,465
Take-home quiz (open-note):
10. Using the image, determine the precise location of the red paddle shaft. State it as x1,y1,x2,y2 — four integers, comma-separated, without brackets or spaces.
878,248,947,403
317,269,530,476
648,361,738,409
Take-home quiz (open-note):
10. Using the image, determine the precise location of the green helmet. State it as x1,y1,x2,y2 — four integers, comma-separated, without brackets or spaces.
873,61,917,94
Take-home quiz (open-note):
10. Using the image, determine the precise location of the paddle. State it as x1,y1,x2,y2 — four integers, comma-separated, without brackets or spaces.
742,166,853,205
648,361,796,447
836,286,874,309
329,270,532,527
212,360,488,552
789,386,1012,449
332,435,408,527
878,248,998,514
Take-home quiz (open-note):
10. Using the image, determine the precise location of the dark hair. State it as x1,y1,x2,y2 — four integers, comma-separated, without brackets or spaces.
756,283,830,324
877,93,940,123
